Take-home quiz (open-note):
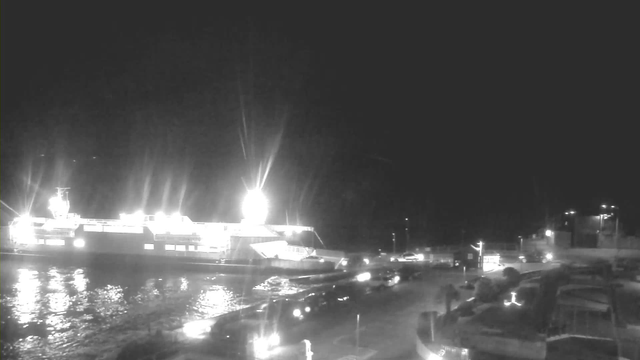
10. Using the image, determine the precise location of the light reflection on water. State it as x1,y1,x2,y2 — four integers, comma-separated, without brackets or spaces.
0,261,309,360
14,269,40,324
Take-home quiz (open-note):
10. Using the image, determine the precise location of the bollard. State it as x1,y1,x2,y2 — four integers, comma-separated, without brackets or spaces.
298,339,312,360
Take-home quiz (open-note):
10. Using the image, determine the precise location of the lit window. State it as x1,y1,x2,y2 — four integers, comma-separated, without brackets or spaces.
165,245,175,251
144,244,154,250
176,245,186,251
197,246,209,252
188,245,196,251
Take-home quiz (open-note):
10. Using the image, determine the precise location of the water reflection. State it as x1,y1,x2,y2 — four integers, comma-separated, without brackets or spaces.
14,269,40,324
1,261,311,360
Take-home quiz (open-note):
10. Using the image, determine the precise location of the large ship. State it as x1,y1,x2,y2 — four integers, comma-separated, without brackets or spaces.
5,188,344,272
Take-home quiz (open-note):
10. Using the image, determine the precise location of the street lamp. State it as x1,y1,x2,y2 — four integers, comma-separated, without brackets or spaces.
518,236,523,252
564,210,577,247
404,218,410,252
392,232,396,254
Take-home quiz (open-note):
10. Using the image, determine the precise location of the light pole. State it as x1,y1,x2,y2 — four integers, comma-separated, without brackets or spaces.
611,205,619,249
392,232,396,254
404,217,410,252
518,236,523,253
564,210,576,247
471,240,484,271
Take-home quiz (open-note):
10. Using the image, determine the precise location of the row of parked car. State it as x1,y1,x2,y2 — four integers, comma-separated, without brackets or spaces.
182,265,423,359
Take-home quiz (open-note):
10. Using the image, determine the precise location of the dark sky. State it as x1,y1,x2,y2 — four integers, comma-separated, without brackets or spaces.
2,3,638,248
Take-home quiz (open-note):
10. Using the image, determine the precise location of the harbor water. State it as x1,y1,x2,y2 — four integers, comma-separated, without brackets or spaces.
0,258,310,360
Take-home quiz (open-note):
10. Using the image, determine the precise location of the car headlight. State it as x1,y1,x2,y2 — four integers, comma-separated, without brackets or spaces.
268,333,280,347
363,258,370,264
73,238,85,248
417,254,424,261
545,253,553,260
518,255,525,259
356,272,371,282
341,260,348,266
394,276,400,283
183,319,212,339
305,306,311,313
390,257,396,261
293,308,302,317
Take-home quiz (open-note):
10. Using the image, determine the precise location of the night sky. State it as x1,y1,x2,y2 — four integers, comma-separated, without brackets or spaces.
2,4,637,250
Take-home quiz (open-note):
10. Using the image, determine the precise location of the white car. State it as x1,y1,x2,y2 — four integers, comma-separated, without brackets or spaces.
391,252,423,262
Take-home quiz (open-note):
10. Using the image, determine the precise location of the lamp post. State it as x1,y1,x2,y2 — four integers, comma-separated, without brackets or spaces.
404,217,410,252
392,232,396,254
564,210,576,247
610,205,619,250
471,240,484,271
518,236,523,253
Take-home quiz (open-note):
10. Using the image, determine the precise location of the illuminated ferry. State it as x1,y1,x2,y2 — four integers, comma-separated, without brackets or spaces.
6,188,344,270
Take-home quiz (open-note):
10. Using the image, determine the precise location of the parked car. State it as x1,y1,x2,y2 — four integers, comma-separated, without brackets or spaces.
391,252,424,262
518,251,552,263
209,299,309,358
369,268,401,290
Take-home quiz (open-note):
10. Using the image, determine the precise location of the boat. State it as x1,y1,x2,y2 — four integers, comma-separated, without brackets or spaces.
4,188,344,272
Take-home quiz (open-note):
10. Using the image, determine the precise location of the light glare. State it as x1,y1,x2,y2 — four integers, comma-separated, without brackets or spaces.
242,190,268,224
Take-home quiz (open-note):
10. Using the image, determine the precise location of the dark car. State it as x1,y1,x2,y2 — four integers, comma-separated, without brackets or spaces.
519,251,552,263
396,265,423,281
210,318,280,359
209,299,309,358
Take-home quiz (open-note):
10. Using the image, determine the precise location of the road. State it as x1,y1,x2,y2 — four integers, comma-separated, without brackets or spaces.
173,262,556,360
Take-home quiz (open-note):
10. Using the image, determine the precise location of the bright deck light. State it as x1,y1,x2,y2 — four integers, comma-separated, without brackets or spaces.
242,190,268,224
73,239,85,248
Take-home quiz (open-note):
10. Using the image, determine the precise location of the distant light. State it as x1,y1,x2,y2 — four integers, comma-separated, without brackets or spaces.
610,205,616,209
73,239,85,248
304,306,311,313
405,218,409,221
242,189,268,224
363,258,370,265
183,320,212,339
356,272,371,282
601,204,607,208
545,253,553,260
570,210,576,214
268,333,280,347
565,212,569,215
292,308,302,318
92,156,97,159
545,230,553,237
72,159,76,163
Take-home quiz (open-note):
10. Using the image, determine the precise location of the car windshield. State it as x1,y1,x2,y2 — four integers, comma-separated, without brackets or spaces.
1,6,635,360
